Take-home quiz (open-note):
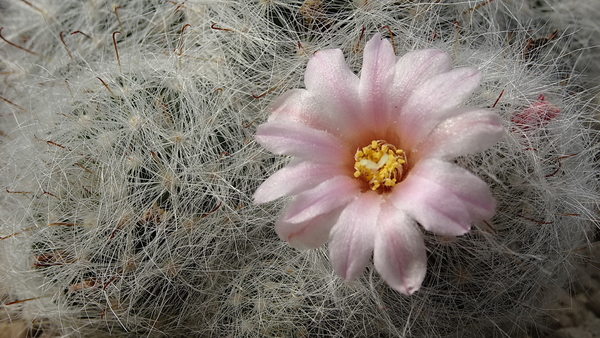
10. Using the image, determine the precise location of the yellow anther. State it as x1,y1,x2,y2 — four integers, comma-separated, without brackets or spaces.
353,140,407,192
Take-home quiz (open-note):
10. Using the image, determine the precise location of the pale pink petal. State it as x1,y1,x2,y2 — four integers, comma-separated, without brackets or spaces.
253,159,341,204
390,159,496,236
389,49,452,112
254,120,346,163
374,204,426,295
398,68,482,148
268,89,318,125
281,176,360,224
415,109,504,161
329,191,381,281
268,89,334,132
275,207,342,250
511,94,560,132
304,48,366,135
359,34,397,131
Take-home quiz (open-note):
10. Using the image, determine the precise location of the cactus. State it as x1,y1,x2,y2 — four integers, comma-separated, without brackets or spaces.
1,1,598,337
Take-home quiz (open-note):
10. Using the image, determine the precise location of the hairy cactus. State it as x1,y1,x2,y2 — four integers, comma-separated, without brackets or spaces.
1,1,598,337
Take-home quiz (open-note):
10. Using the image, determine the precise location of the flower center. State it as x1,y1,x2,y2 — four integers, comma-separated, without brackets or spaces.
353,140,407,192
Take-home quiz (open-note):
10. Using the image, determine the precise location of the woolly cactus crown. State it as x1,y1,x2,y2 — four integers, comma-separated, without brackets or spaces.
0,0,598,337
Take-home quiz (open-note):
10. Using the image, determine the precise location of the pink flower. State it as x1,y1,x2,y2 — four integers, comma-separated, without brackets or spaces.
511,94,560,132
253,34,504,295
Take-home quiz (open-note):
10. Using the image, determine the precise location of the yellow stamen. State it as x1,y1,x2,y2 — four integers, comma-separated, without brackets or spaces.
353,140,407,192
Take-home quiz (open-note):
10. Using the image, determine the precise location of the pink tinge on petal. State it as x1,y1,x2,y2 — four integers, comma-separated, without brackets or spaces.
390,159,496,236
389,49,452,114
268,89,341,134
253,159,342,204
275,207,342,250
359,34,397,132
282,175,360,224
254,120,346,163
268,89,322,128
329,191,381,281
399,68,482,148
373,204,427,295
415,109,504,161
304,48,365,136
511,94,560,132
